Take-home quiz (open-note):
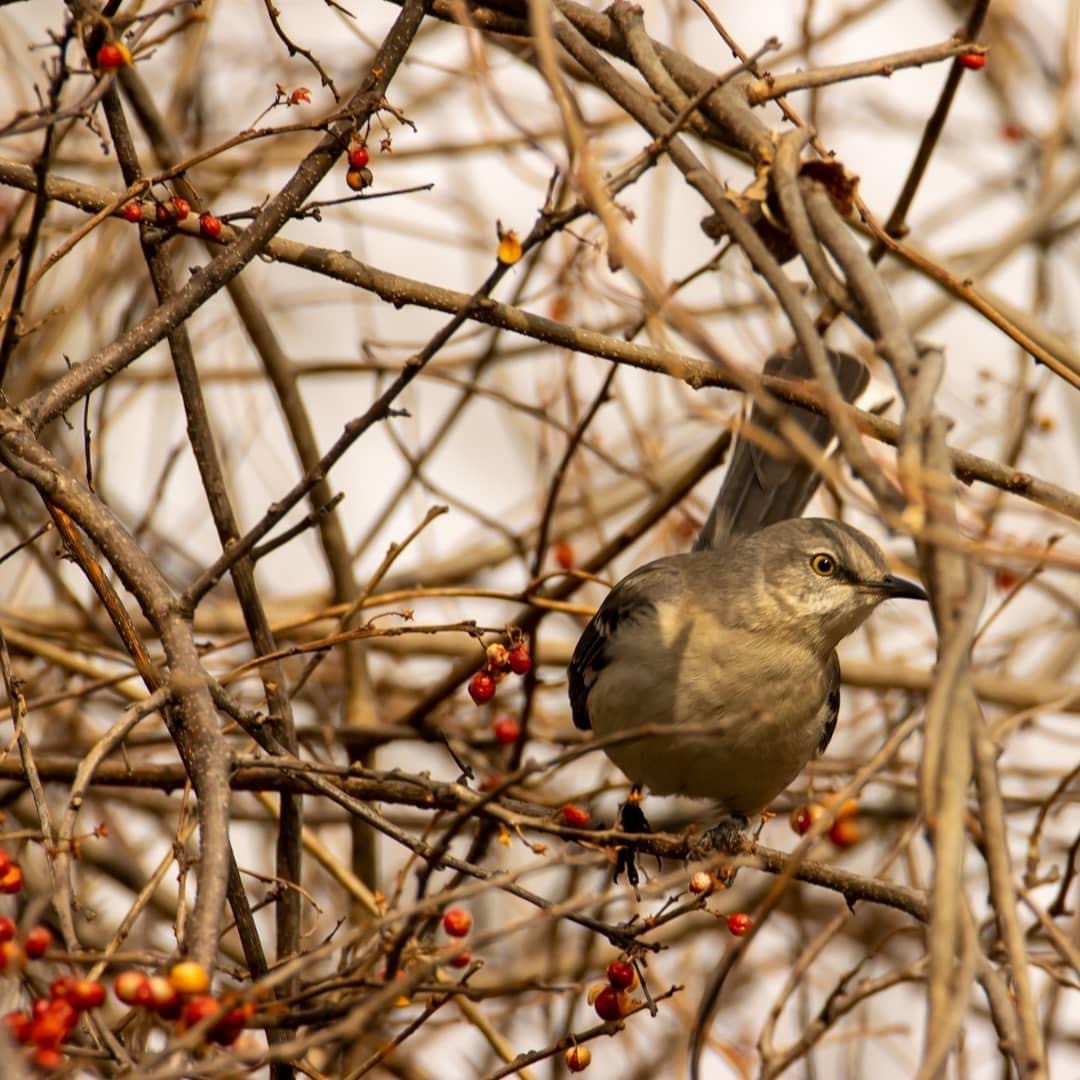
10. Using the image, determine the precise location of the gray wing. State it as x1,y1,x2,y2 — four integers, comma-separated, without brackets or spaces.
568,558,684,732
817,652,841,756
694,348,869,550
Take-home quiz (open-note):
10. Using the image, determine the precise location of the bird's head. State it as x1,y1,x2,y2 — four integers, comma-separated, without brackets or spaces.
746,518,927,649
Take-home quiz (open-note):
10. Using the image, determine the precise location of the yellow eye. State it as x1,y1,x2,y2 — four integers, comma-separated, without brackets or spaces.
811,553,837,576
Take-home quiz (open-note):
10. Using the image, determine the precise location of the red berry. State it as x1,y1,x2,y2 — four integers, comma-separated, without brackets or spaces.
49,976,77,1001
122,201,143,222
155,201,174,225
993,569,1019,591
828,817,860,849
32,1047,64,1071
0,940,24,971
790,803,822,836
0,915,15,942
507,642,531,675
468,670,495,705
181,994,220,1030
114,970,149,1005
24,926,51,959
67,979,105,1011
553,540,575,570
492,716,520,745
29,999,76,1049
0,848,10,874
171,196,190,221
450,948,472,968
478,773,504,793
95,42,132,70
561,804,590,828
442,908,472,937
0,862,24,893
726,912,753,936
347,144,370,169
566,1045,592,1071
592,985,627,1021
209,1005,247,1045
2,1011,30,1044
959,52,986,70
605,960,637,991
198,213,223,239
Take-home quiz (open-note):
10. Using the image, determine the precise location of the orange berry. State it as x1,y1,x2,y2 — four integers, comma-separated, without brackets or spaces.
67,979,105,1011
345,167,373,191
32,1047,64,1071
485,643,510,672
114,971,150,1005
561,804,590,828
553,540,575,570
689,870,713,895
147,975,182,1018
959,52,986,70
0,862,24,893
169,960,210,995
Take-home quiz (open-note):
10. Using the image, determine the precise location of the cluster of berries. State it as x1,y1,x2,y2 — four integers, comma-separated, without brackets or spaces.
345,140,373,192
120,194,224,240
790,795,860,848
467,640,531,706
113,961,254,1048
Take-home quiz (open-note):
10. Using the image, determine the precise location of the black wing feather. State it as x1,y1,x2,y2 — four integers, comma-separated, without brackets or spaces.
817,652,841,755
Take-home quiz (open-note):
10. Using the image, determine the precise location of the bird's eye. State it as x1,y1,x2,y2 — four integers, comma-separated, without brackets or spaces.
811,553,837,576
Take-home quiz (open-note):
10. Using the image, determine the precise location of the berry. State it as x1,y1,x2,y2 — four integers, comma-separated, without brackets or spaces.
122,201,143,222
959,52,986,70
95,42,132,70
441,908,472,938
29,999,76,1049
450,949,472,968
492,716,520,745
497,229,522,265
67,979,105,1011
478,773,504,793
171,196,190,221
146,975,181,1018
485,643,510,672
0,862,24,893
561,804,590,828
592,985,627,1022
181,994,220,1030
0,849,9,875
24,926,51,959
688,870,713,895
566,1045,592,1071
32,1047,64,1071
345,167,373,191
49,977,77,1001
468,670,495,705
114,970,149,1006
198,213,222,239
553,540,575,570
726,912,753,936
507,642,531,675
210,1005,248,1046
169,959,210,995
828,817,860,849
790,803,823,836
347,144,370,169
0,940,25,971
0,915,15,942
155,201,175,225
2,1011,30,1044
605,960,637,991
994,569,1019,592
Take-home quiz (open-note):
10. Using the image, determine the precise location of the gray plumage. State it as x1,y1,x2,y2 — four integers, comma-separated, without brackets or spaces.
568,352,926,818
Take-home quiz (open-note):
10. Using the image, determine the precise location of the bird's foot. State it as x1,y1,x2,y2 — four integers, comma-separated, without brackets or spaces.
689,815,750,884
614,788,654,890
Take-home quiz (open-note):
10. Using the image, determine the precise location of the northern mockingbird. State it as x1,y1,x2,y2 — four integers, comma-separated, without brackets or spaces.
568,350,927,837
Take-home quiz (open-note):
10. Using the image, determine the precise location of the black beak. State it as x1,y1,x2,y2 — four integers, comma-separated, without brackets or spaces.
877,574,928,602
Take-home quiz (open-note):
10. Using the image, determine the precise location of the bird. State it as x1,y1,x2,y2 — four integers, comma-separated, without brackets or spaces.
567,350,928,839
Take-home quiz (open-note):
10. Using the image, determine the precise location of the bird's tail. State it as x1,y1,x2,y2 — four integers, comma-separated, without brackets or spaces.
693,348,869,550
